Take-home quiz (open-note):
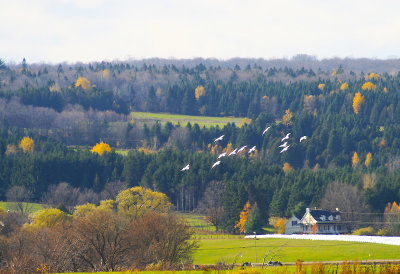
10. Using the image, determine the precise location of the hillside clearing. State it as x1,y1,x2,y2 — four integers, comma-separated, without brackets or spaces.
131,112,247,128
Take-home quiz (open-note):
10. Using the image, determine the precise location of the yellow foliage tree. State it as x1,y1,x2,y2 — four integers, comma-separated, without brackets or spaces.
28,208,71,228
102,69,111,80
116,186,171,219
73,200,114,218
318,83,325,91
362,82,377,91
274,218,287,234
368,72,380,80
19,136,34,153
340,82,349,91
352,152,360,167
352,92,365,114
75,77,92,91
195,85,206,100
234,201,251,233
282,162,293,174
365,152,372,167
91,141,112,156
384,87,388,93
282,109,293,126
241,117,251,126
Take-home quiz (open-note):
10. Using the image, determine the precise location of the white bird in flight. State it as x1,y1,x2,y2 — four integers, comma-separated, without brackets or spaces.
217,152,227,159
248,146,256,154
280,145,290,153
281,133,291,142
228,148,238,156
300,136,307,142
181,164,190,171
279,142,288,148
214,135,225,142
262,126,271,136
237,145,247,153
212,161,221,169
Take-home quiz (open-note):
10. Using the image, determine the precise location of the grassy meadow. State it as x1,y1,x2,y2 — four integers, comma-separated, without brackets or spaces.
0,201,45,214
131,112,247,128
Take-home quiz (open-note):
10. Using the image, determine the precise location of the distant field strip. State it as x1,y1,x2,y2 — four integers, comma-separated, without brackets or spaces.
131,112,246,128
245,234,400,246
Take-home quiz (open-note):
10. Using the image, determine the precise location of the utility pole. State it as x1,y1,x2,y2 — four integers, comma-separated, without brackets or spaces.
254,232,257,264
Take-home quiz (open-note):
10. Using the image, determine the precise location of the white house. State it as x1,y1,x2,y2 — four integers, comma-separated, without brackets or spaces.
284,215,302,234
300,208,348,234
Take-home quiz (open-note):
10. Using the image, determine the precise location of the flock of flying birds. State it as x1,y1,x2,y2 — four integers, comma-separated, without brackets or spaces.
180,125,308,172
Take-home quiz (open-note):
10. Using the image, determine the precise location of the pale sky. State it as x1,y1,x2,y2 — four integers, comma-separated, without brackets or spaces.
1,0,400,64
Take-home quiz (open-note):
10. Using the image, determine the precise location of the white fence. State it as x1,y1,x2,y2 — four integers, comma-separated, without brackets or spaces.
244,234,400,246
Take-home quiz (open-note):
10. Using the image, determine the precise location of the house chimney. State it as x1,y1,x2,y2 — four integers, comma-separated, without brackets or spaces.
314,207,317,210
306,208,310,214
336,208,339,211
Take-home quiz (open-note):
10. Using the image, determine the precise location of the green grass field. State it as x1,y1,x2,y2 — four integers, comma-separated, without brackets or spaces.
194,237,400,265
0,201,45,214
131,112,247,128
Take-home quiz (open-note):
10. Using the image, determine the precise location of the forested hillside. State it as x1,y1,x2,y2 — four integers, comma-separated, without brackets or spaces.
1,57,400,233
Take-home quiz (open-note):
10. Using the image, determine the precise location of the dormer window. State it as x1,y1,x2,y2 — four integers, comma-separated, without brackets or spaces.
336,215,341,220
320,215,326,221
328,215,333,220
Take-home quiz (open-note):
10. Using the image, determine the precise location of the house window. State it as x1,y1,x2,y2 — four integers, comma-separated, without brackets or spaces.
338,225,341,230
292,220,297,226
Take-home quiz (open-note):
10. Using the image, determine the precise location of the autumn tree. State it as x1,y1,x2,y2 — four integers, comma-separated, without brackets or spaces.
352,92,364,114
282,109,293,126
365,152,372,167
362,81,377,91
75,77,92,91
243,202,263,234
234,200,251,233
352,152,360,167
303,95,315,112
318,83,325,91
116,186,171,219
340,82,349,91
19,136,34,153
282,162,293,174
269,217,287,234
102,69,111,80
28,208,71,228
194,85,206,100
382,202,400,236
91,141,111,156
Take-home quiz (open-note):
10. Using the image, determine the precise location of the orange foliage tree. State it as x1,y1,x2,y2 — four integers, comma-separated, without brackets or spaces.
19,136,34,153
365,152,372,167
282,109,293,126
234,201,251,233
352,92,365,114
91,141,111,156
318,83,325,91
283,162,293,174
352,152,360,167
382,202,400,235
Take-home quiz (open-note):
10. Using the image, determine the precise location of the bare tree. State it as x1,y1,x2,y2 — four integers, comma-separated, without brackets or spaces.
6,186,32,215
42,182,80,211
320,181,367,232
100,181,128,200
195,181,225,230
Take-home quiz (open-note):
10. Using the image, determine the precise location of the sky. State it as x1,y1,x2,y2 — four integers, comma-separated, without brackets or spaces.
1,0,400,64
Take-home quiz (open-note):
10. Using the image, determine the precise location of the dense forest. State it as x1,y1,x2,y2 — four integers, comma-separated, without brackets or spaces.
1,57,400,232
